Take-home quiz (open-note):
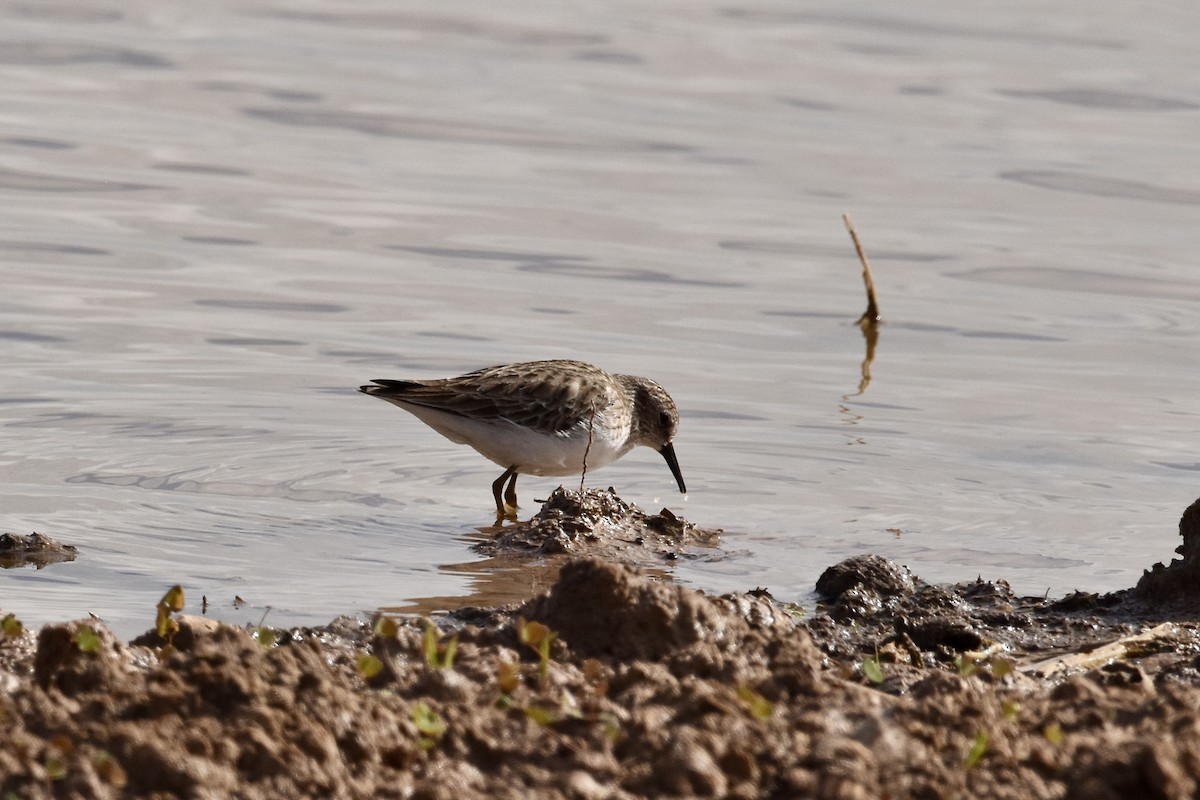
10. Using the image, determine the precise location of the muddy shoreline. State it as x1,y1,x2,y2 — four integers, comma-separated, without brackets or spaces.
4,493,1200,799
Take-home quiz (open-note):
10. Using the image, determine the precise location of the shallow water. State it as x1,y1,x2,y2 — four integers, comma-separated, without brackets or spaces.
2,0,1199,638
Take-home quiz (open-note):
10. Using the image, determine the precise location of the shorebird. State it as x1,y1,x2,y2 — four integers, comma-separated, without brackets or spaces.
359,359,686,518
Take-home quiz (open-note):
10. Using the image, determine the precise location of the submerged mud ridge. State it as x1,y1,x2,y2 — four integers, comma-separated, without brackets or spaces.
3,499,1200,799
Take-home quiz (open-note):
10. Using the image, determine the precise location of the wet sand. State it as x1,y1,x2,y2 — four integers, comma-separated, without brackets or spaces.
4,493,1200,799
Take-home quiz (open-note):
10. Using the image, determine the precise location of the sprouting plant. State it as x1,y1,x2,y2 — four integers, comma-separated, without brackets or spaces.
155,585,185,652
518,618,557,685
92,750,127,788
374,615,399,640
989,656,1015,678
495,658,521,707
1001,700,1021,723
44,735,73,780
412,701,447,749
861,652,885,685
251,608,276,648
74,628,102,654
357,652,384,680
736,685,775,721
964,730,988,769
523,703,560,727
1043,722,1065,745
1,612,23,639
422,619,458,671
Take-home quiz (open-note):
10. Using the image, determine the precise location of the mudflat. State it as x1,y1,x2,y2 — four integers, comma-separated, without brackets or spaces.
3,494,1200,799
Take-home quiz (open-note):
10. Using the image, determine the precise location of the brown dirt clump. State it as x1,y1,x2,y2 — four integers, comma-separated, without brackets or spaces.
5,498,1200,798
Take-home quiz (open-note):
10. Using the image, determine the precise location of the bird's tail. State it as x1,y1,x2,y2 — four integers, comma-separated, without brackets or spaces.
359,379,424,397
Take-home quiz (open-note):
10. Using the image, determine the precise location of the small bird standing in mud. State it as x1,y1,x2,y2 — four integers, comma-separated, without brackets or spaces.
359,359,686,519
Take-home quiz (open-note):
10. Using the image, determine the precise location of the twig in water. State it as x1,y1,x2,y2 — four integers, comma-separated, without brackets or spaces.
843,213,881,324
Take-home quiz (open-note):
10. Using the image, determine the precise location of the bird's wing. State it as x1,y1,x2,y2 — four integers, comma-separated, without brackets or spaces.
364,361,617,436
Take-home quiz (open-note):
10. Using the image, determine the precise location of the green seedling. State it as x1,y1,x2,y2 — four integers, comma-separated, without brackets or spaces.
412,701,447,749
524,703,560,727
518,618,557,685
45,736,73,780
990,656,1015,678
736,685,774,721
861,654,885,685
496,658,520,696
155,585,185,651
1,612,23,639
422,619,458,671
1043,722,1065,746
374,615,399,640
74,627,102,654
92,750,127,788
357,652,384,680
45,752,68,781
964,730,988,769
953,654,977,678
1001,700,1021,723
252,608,276,648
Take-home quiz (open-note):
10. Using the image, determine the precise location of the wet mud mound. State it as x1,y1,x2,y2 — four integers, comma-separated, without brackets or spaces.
474,486,722,566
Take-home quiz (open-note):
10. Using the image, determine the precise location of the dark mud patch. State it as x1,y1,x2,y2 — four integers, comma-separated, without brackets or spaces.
5,498,1200,799
0,531,78,569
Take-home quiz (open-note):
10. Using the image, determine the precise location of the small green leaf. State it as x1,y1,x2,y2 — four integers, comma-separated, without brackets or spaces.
44,754,68,781
518,619,552,648
422,621,438,668
524,704,559,727
990,657,1015,678
861,656,885,685
496,660,520,693
374,616,399,640
92,750,127,788
1001,699,1020,723
519,618,558,683
964,731,988,769
953,655,977,677
602,715,622,743
161,585,185,613
357,652,383,680
74,627,102,654
412,701,447,738
736,685,774,721
421,620,458,670
253,627,277,648
1043,722,1065,745
1,612,23,638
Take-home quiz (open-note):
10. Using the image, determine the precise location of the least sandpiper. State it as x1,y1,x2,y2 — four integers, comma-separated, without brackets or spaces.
359,359,686,518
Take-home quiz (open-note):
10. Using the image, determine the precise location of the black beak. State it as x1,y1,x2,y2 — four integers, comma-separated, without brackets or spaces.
659,442,687,495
